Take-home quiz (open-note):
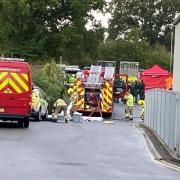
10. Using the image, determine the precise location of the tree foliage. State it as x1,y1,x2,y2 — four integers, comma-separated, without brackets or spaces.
108,0,180,48
32,60,67,108
0,0,104,63
99,28,170,69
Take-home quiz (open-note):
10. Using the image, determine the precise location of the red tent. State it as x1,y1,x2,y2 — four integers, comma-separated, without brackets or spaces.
140,65,172,90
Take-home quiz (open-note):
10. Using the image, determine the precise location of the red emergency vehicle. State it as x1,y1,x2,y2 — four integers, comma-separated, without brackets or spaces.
73,65,115,117
0,58,32,128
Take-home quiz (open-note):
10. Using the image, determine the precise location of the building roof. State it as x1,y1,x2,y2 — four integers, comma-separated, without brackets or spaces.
173,14,180,25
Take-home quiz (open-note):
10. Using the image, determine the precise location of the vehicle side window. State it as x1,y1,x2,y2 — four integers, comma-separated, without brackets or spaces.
38,91,42,99
33,91,39,98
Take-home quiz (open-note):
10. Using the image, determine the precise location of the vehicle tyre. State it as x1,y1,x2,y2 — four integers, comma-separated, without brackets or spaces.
35,108,42,121
18,120,24,128
24,119,29,128
42,110,48,121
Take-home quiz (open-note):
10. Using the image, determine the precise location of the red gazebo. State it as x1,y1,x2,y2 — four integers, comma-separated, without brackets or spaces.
140,65,172,90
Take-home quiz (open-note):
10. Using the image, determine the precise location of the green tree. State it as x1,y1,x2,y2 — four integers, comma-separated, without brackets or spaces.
0,0,105,63
99,28,170,69
32,60,67,108
108,0,180,48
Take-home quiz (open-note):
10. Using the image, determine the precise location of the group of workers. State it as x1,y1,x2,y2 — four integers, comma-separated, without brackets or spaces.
129,80,145,103
52,71,145,122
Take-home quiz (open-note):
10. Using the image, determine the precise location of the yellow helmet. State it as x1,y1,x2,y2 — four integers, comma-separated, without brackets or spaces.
138,100,144,105
68,88,73,95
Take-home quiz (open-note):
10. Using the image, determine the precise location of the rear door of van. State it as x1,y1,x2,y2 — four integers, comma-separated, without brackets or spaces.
8,62,32,116
0,61,10,113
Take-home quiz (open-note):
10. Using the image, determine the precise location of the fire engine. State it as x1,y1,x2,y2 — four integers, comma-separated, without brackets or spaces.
72,63,115,117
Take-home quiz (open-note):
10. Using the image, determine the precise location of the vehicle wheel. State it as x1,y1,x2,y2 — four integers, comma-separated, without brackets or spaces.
35,109,42,121
18,121,24,128
24,119,29,128
42,110,48,121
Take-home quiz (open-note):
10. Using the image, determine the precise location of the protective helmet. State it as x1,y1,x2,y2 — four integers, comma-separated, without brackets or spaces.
68,88,73,95
138,100,144,105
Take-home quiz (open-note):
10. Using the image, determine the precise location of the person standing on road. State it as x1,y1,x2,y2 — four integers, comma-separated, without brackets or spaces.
70,91,78,117
134,80,140,103
124,90,134,120
130,82,136,101
52,99,68,123
138,100,145,120
139,80,145,100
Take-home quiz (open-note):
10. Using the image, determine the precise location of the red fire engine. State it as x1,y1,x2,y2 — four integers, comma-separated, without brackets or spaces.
72,64,115,117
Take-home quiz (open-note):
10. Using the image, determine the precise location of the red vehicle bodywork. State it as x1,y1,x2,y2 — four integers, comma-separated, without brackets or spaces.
0,60,32,120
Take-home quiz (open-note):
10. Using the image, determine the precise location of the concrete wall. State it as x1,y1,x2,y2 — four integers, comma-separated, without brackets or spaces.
173,22,180,92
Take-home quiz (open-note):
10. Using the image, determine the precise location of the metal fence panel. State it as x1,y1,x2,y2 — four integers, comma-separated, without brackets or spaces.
168,93,176,151
160,91,165,141
175,95,180,154
164,93,171,146
145,89,180,156
156,91,161,136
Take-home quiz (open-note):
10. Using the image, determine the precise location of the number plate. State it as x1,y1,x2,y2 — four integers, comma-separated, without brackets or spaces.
0,108,4,112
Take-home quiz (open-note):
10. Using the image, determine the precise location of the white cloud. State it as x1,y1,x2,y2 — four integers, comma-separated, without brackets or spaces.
86,0,112,30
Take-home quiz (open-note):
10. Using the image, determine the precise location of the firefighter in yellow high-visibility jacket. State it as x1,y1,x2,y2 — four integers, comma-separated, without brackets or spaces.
138,100,145,120
124,90,134,120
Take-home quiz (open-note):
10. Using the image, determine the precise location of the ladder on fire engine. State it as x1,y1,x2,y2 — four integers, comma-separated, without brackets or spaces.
86,65,102,85
104,66,115,80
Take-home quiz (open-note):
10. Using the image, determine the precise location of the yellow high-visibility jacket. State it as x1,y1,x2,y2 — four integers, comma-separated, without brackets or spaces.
124,94,134,106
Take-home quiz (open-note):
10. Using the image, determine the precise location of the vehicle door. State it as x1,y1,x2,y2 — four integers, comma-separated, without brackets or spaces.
0,61,10,114
8,62,32,115
39,90,48,115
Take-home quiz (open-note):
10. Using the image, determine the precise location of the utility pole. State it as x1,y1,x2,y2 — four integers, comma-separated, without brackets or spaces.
170,31,174,73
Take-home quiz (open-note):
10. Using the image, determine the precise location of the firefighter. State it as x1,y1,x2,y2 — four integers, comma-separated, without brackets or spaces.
70,91,78,117
139,80,145,100
52,99,68,123
68,74,76,86
124,90,134,120
68,87,73,95
138,100,145,120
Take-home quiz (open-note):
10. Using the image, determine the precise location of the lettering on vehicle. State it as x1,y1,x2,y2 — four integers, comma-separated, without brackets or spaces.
0,68,21,72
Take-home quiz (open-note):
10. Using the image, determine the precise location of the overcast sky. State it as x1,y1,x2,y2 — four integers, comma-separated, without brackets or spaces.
86,0,112,29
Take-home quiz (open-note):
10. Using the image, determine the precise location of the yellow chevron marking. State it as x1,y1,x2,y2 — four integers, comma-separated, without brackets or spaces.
0,78,8,90
11,73,29,92
9,79,22,93
101,101,109,112
105,82,111,87
21,73,28,81
104,89,112,99
0,72,8,80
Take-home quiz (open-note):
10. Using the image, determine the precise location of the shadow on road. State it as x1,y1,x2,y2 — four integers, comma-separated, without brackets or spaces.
0,121,20,128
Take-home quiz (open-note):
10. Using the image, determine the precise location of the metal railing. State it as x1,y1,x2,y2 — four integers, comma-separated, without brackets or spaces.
145,89,180,156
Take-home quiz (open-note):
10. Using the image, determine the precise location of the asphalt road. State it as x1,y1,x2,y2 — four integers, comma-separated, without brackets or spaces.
0,104,179,180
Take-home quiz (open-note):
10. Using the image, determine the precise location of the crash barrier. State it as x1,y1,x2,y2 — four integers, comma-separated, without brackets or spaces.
145,89,180,156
